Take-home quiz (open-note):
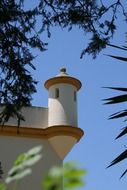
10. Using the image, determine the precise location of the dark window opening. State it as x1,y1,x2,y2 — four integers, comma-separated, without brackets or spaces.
74,91,77,101
55,88,59,98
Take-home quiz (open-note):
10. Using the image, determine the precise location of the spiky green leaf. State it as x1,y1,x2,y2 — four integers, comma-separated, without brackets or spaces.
104,94,127,104
120,169,127,179
104,87,127,92
106,55,127,62
107,43,127,51
115,127,127,139
109,110,127,119
107,150,127,168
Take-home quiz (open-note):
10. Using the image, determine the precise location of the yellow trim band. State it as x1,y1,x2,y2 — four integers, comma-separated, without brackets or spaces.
44,76,82,90
0,125,84,142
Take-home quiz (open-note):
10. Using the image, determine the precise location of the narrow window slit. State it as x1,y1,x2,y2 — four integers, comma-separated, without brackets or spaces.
74,91,77,101
55,88,59,98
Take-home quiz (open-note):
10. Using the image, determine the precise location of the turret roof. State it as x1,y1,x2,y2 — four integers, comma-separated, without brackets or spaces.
44,68,82,90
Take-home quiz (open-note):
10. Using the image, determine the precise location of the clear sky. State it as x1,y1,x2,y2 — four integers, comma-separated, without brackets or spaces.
29,4,127,190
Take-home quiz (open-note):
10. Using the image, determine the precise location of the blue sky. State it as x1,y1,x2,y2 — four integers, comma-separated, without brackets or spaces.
28,4,127,190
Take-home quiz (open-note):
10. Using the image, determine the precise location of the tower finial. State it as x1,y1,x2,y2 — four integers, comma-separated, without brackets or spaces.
60,68,66,73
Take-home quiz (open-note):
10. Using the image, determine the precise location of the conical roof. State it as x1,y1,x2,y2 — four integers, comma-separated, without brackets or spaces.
44,68,82,90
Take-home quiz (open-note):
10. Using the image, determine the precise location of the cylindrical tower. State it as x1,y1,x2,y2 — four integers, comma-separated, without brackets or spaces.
44,68,82,128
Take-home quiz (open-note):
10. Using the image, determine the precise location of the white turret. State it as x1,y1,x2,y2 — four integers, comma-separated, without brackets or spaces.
44,68,83,159
45,68,82,128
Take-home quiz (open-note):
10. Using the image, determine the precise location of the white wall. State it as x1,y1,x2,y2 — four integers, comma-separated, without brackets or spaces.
0,106,48,129
48,83,78,127
0,136,62,190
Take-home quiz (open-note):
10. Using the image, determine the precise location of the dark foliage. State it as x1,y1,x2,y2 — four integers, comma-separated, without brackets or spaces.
105,86,127,178
0,162,3,179
0,0,46,124
107,150,127,179
104,44,127,178
115,127,127,140
38,0,127,58
107,150,127,168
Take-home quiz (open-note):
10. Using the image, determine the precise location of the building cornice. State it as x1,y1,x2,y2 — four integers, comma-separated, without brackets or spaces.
0,125,84,142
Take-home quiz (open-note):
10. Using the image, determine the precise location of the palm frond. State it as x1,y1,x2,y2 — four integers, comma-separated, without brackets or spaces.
107,43,127,51
103,87,127,92
105,40,127,178
109,110,127,119
120,169,127,179
106,55,127,62
122,46,127,49
107,150,127,168
115,127,127,139
104,94,127,104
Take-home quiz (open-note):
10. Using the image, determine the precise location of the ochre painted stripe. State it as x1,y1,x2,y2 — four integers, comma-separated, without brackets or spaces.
44,76,82,90
0,125,84,141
